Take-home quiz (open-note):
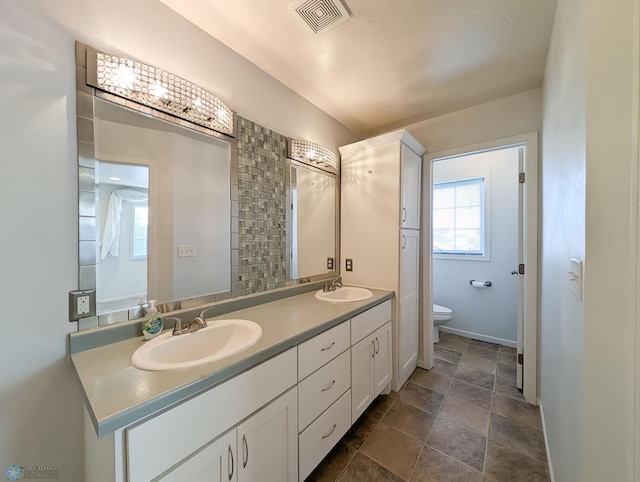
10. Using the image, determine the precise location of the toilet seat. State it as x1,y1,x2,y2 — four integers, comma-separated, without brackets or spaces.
433,304,452,315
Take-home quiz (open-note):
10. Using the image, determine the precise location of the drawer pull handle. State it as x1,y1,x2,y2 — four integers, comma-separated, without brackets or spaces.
403,207,407,222
321,380,336,392
320,341,336,352
371,340,375,358
228,445,234,480
375,337,380,355
242,434,248,468
321,424,337,440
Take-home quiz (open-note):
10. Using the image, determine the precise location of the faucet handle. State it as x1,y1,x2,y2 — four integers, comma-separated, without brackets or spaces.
171,317,188,336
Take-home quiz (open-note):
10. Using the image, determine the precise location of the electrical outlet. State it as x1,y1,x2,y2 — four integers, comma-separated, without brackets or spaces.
77,295,90,314
69,289,96,321
346,258,353,271
327,257,334,270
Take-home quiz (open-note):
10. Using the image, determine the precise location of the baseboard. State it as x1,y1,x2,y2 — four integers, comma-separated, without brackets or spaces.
538,398,555,482
438,326,516,348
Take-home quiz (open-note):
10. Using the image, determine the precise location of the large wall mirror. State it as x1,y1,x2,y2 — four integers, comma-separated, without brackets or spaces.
76,42,339,328
93,98,231,316
289,160,338,280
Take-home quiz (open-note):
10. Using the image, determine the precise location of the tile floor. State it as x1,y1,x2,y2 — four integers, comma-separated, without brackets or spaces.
306,332,550,481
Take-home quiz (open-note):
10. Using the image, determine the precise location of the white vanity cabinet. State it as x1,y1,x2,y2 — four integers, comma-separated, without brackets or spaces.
340,130,425,391
297,321,352,481
158,428,236,482
350,300,392,422
86,348,298,482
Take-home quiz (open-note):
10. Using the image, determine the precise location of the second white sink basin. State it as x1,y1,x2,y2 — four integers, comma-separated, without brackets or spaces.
131,319,262,371
315,286,373,303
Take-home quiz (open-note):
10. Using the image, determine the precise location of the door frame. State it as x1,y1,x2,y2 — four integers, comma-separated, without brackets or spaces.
420,132,539,404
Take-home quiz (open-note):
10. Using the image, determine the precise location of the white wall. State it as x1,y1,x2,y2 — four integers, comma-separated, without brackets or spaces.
541,0,637,479
433,148,519,344
398,88,542,154
540,1,586,478
0,0,357,477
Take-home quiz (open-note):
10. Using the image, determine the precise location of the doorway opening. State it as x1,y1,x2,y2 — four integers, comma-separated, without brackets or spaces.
420,133,539,404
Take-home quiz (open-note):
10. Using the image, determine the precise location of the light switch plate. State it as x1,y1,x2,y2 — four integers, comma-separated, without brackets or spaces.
569,258,583,300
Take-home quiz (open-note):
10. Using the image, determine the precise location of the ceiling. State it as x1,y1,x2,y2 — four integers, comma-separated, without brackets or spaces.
158,0,557,137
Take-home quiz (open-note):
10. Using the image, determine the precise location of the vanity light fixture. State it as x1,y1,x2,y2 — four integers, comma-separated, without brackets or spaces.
86,48,234,136
289,139,338,173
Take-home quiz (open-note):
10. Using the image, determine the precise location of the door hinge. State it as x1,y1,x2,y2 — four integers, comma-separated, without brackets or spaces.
519,263,525,275
519,172,525,183
518,353,524,365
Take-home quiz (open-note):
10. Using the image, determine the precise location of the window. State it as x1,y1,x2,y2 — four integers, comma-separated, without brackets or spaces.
433,177,486,257
131,203,148,260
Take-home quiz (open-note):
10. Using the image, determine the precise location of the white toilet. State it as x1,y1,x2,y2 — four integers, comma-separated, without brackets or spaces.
433,304,453,343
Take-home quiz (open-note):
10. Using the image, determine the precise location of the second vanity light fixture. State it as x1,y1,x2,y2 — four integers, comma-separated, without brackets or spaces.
289,139,338,173
86,47,234,136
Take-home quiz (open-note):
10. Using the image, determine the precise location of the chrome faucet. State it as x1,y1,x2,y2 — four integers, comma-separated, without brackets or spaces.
323,276,343,292
172,308,210,336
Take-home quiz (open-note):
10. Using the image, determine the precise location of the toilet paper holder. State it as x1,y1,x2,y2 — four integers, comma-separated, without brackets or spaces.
469,280,492,287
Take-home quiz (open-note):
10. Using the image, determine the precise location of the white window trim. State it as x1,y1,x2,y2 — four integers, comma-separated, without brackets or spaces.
432,171,491,262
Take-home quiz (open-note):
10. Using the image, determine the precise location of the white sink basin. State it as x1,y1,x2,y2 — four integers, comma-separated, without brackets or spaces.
315,286,374,303
131,319,262,371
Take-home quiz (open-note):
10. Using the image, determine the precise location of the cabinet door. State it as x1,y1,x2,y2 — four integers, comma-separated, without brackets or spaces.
373,322,392,397
399,229,420,386
159,429,236,482
237,388,298,482
401,144,422,229
351,334,375,423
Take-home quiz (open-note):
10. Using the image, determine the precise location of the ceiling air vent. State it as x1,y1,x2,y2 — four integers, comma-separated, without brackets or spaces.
288,0,351,35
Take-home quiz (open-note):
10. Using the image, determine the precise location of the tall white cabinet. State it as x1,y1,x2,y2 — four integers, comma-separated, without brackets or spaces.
340,130,425,391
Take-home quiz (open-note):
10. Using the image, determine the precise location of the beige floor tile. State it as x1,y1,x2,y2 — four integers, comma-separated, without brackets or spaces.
427,418,487,472
410,368,452,394
411,446,483,482
439,396,490,436
399,382,446,414
381,400,436,443
492,393,543,430
337,453,404,482
448,379,493,411
360,424,423,480
484,441,550,482
489,413,547,462
460,353,497,374
454,363,496,391
307,441,357,482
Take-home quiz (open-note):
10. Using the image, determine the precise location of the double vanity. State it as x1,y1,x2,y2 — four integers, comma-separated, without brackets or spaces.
71,285,394,481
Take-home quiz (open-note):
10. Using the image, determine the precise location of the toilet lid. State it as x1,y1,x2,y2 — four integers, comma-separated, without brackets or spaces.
433,304,452,315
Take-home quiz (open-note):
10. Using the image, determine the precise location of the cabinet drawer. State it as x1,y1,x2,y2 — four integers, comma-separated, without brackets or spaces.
351,300,392,344
298,350,350,431
299,390,351,481
298,321,350,380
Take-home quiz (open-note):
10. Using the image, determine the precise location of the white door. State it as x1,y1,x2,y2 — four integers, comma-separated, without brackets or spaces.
351,334,375,422
159,429,236,482
237,388,298,482
399,229,419,386
374,322,392,396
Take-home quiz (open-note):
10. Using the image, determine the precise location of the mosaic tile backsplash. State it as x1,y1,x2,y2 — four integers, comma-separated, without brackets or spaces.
235,117,288,296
